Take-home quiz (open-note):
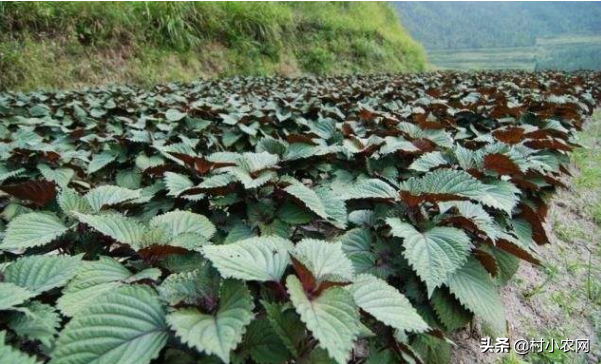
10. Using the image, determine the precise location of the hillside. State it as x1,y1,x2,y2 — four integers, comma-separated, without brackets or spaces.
394,2,601,50
0,2,426,91
394,2,601,71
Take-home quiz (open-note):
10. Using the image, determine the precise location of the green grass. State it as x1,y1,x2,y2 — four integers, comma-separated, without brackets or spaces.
0,2,426,91
497,353,528,364
572,112,601,225
526,328,590,364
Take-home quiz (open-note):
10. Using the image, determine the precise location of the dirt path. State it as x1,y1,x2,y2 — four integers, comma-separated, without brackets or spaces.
451,112,601,364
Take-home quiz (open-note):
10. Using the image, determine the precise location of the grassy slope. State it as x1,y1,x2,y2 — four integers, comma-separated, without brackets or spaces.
0,2,426,91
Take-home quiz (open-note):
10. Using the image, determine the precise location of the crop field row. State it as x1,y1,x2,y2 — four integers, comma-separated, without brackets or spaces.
429,34,601,71
0,71,600,364
428,47,537,71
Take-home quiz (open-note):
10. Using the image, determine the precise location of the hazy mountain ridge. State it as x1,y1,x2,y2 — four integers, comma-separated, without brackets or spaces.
394,2,601,50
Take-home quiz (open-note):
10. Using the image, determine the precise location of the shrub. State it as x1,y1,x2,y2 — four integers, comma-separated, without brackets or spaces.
0,71,599,363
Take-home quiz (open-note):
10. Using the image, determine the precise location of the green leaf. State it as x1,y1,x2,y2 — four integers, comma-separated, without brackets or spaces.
150,210,216,240
236,318,291,364
202,236,293,282
430,288,473,331
262,301,306,358
127,267,162,282
339,228,372,257
38,164,74,188
276,200,313,225
283,181,347,228
283,143,333,161
159,253,206,274
260,219,289,239
364,346,397,364
57,257,154,316
57,281,117,317
338,229,380,276
412,335,451,364
164,172,194,197
140,225,171,247
224,153,279,189
170,232,210,250
291,239,354,283
224,223,256,244
74,212,145,248
479,180,520,214
283,182,325,215
408,151,449,172
400,169,490,201
197,173,237,190
162,349,198,364
346,274,428,333
316,187,348,228
486,246,521,284
87,151,117,174
454,144,480,170
1,212,68,250
157,265,220,306
387,218,471,296
168,280,255,363
166,108,187,122
116,169,142,189
343,178,398,200
379,136,419,154
1,203,33,222
84,185,141,212
51,285,168,364
8,301,61,347
439,200,499,240
4,255,83,294
287,275,360,364
0,330,42,364
66,256,131,287
0,166,25,183
226,152,278,173
0,282,35,310
511,218,535,247
446,258,506,335
58,189,93,216
307,348,338,364
135,154,165,171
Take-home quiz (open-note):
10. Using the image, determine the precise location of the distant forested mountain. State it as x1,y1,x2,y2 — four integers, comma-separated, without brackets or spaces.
394,2,601,50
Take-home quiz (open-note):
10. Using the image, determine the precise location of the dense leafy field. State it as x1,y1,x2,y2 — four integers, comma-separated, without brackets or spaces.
0,72,600,364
